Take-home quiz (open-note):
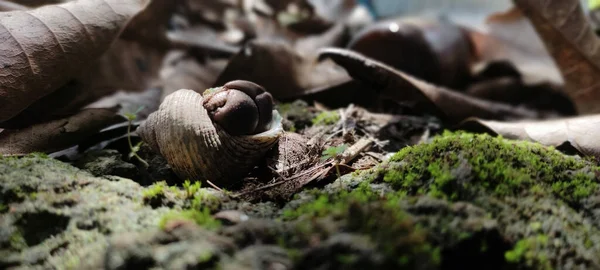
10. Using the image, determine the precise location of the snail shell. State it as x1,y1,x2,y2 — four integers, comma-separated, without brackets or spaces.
138,82,283,187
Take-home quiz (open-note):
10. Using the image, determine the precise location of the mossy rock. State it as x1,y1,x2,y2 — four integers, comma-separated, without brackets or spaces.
0,154,173,269
380,131,599,205
281,132,600,269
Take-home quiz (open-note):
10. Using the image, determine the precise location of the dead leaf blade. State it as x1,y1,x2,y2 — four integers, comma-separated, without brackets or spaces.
319,48,538,123
0,108,127,155
513,0,600,114
460,115,600,158
0,0,149,122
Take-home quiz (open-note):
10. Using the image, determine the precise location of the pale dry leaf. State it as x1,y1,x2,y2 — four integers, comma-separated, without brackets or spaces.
460,115,600,158
513,0,600,114
0,108,126,155
0,0,150,122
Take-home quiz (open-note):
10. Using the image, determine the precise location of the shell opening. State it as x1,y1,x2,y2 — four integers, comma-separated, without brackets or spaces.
247,110,283,138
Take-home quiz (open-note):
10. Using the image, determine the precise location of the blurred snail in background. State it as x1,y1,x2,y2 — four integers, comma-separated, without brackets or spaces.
347,17,475,89
138,80,283,187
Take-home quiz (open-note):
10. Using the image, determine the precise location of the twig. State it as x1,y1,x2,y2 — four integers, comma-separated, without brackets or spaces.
206,180,224,192
341,138,374,165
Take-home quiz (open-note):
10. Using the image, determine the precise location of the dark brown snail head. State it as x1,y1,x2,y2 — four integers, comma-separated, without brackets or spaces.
203,80,274,136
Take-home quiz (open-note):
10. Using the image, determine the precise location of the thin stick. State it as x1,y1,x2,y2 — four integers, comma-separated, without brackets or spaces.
206,180,224,192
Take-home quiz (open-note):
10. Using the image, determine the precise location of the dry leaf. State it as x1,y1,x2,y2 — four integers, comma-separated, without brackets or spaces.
0,0,150,123
466,8,562,85
319,48,541,123
0,108,126,155
513,0,600,114
167,25,241,55
466,61,576,117
159,50,227,100
459,115,600,158
0,40,164,128
214,39,350,99
347,17,474,89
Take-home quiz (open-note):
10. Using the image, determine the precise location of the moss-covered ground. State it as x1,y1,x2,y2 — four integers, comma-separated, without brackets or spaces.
381,131,599,205
4,132,600,269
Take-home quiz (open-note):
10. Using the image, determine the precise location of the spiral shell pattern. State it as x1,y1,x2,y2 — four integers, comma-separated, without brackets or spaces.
138,89,283,186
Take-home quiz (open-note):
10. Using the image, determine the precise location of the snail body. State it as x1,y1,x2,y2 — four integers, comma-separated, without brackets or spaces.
138,81,283,187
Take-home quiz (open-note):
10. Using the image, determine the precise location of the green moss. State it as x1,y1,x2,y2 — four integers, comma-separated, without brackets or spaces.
191,189,220,211
381,131,599,205
0,203,7,213
142,181,167,200
197,249,216,264
183,180,201,198
311,111,340,126
504,234,551,269
158,208,221,230
63,255,81,270
282,183,439,268
9,230,27,250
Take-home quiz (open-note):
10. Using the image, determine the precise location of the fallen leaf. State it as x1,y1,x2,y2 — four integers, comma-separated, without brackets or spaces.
120,0,176,50
0,0,150,123
466,77,576,117
318,48,541,123
294,22,349,55
347,16,475,89
459,115,600,158
466,8,562,85
85,87,163,121
0,108,126,155
167,25,241,55
159,50,227,100
0,40,164,128
466,61,576,117
513,0,600,114
214,39,350,99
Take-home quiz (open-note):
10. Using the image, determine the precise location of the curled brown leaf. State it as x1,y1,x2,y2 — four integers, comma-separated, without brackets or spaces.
318,48,540,123
0,0,150,123
513,0,600,114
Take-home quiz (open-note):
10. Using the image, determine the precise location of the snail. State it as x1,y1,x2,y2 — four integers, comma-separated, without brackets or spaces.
137,80,283,187
347,17,474,89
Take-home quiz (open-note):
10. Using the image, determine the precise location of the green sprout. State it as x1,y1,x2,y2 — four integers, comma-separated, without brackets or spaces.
123,106,148,168
183,180,202,198
321,144,348,181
